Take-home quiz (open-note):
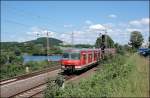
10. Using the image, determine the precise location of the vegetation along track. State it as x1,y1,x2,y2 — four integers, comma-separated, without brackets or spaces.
0,65,60,85
11,75,76,98
9,64,98,98
0,65,60,98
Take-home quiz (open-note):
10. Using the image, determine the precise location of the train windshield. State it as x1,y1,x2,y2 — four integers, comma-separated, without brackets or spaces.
70,53,80,60
62,52,80,60
62,53,69,59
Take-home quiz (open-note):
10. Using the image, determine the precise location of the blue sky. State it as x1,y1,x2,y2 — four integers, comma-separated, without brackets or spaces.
1,1,149,45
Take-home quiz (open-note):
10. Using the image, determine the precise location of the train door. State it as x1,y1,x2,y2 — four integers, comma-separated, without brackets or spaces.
88,52,91,63
92,51,94,62
94,51,97,61
86,53,88,64
81,53,87,65
88,53,92,63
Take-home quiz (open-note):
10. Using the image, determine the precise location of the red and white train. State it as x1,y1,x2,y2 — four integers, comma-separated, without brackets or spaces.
60,48,115,72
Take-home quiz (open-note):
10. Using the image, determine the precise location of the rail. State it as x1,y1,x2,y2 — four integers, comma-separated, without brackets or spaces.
0,65,60,85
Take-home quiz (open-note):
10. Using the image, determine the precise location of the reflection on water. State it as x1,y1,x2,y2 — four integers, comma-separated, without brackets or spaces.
23,55,62,63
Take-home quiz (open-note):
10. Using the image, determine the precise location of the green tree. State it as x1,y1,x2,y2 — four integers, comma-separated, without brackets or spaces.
0,52,8,65
114,43,125,55
129,31,144,49
48,47,63,54
6,52,23,64
14,48,21,56
95,35,114,48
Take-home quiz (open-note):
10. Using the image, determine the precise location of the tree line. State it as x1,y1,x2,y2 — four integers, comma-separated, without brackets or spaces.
0,31,146,66
95,31,145,54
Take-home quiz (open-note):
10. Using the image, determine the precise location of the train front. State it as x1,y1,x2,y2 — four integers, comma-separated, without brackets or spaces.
61,49,81,73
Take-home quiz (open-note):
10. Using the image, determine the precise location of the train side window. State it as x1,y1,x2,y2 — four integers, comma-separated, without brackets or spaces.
71,53,80,60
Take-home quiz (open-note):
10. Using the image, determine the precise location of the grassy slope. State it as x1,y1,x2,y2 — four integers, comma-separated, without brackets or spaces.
112,54,149,97
44,54,149,97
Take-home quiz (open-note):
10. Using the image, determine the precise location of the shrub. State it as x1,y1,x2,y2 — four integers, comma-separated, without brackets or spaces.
0,64,26,79
0,60,60,80
0,52,8,65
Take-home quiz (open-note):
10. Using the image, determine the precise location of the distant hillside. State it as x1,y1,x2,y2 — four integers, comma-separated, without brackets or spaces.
23,37,63,47
1,37,63,48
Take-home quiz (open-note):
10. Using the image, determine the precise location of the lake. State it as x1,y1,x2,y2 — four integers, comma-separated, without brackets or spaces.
23,55,62,63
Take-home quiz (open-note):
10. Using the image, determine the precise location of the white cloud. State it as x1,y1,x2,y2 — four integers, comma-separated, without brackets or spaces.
129,18,149,26
108,14,117,18
126,28,142,32
89,24,106,30
141,18,149,25
26,31,39,35
24,17,149,45
103,23,115,29
129,20,141,26
26,26,58,40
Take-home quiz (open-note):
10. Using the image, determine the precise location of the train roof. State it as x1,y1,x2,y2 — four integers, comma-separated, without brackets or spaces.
63,48,101,52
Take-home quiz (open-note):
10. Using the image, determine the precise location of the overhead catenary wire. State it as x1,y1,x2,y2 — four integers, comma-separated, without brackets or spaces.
5,7,84,36
3,8,129,45
7,7,53,21
6,7,59,30
3,19,75,45
4,19,32,28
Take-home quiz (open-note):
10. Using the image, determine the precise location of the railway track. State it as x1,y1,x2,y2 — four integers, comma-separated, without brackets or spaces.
0,65,60,85
0,64,98,98
14,66,98,98
0,66,61,98
11,83,47,98
8,74,76,98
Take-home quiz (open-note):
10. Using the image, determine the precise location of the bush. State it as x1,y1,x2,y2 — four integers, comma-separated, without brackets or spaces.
25,61,59,71
0,64,26,79
0,52,8,65
0,61,60,80
44,75,65,98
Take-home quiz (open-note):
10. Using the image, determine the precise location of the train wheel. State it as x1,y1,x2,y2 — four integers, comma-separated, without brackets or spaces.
64,67,75,75
64,70,69,74
69,67,75,74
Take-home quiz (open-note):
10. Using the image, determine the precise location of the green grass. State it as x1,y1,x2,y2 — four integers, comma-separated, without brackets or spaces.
0,64,26,80
44,54,149,97
0,61,60,80
111,54,149,97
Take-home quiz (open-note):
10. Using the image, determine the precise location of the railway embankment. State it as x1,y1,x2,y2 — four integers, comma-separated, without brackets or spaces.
0,61,59,80
0,69,60,98
44,54,149,97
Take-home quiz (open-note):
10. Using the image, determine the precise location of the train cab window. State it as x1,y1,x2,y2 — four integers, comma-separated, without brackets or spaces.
62,53,69,59
70,53,80,60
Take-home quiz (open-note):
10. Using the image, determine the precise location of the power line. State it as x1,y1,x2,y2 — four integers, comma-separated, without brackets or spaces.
4,7,84,36
4,19,32,28
3,7,57,34
3,15,59,35
6,7,81,35
8,7,50,20
7,7,56,27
